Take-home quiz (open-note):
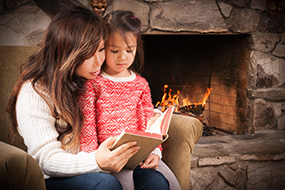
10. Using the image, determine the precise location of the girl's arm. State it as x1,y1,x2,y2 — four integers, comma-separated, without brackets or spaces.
79,79,99,152
140,79,155,127
140,78,162,168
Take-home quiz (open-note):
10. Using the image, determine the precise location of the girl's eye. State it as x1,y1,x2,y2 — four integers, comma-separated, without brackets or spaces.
110,50,118,53
127,50,133,53
98,47,105,52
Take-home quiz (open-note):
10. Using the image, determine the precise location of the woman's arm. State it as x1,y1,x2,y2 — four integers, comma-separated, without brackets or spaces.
16,82,103,177
16,82,140,177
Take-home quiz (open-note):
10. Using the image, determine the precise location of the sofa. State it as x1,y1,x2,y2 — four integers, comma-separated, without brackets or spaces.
0,46,203,190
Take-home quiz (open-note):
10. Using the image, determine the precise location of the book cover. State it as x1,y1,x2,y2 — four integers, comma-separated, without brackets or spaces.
110,106,175,170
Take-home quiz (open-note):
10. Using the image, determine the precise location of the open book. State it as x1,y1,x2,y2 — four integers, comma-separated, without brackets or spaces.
111,106,175,170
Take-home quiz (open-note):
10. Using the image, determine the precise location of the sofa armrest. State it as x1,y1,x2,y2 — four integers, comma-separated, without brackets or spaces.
162,114,203,190
0,141,46,190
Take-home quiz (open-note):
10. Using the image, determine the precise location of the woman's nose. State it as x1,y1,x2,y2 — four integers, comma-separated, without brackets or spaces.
94,54,105,67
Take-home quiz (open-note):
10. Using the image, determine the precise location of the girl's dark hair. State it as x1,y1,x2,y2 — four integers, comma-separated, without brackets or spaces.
103,10,144,72
7,6,109,153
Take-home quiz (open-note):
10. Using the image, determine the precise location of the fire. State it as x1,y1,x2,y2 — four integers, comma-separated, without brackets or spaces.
156,85,212,115
182,87,212,107
155,85,179,110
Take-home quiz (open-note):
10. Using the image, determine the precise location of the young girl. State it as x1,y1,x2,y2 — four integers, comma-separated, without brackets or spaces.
7,7,141,190
79,10,180,190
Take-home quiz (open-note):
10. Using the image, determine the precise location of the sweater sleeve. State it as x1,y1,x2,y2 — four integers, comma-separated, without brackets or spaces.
16,82,103,178
139,77,163,152
79,79,99,152
140,78,154,125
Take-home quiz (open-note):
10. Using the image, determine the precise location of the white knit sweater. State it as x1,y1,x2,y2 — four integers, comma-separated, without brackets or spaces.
16,82,103,179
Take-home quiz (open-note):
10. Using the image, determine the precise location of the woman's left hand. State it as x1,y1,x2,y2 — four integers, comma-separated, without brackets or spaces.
139,154,160,169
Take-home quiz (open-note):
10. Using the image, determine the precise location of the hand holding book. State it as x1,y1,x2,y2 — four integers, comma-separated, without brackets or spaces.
139,153,160,169
96,137,140,172
110,106,175,170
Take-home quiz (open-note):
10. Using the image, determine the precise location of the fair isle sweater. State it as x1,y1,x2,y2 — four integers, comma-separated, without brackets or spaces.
79,71,162,156
16,82,103,179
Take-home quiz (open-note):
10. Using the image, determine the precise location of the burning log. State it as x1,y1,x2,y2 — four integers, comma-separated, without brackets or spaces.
179,104,204,116
156,85,212,117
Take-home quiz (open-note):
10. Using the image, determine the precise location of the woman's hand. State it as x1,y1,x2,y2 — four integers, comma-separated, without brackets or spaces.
95,137,140,173
139,154,160,169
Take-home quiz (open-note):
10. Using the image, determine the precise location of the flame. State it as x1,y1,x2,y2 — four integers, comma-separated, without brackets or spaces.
200,88,212,106
156,85,212,113
156,85,180,112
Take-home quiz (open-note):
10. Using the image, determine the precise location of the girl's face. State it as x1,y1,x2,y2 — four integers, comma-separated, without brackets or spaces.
75,39,105,80
104,31,137,77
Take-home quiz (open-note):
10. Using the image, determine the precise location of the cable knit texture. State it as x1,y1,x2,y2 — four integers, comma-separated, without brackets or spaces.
79,71,155,153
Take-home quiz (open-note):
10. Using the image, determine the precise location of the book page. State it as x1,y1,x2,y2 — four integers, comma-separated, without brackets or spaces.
146,107,175,135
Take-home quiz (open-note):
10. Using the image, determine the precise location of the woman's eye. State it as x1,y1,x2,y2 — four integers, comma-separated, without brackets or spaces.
110,50,118,53
127,50,133,53
98,47,105,52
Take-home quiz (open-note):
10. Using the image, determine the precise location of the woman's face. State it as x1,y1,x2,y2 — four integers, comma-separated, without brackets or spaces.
75,39,105,80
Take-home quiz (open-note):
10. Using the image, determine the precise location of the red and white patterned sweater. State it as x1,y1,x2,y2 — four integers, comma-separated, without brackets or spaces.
79,71,155,153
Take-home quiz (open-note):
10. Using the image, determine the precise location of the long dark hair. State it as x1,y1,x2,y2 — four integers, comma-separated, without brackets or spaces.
7,6,108,152
103,10,144,72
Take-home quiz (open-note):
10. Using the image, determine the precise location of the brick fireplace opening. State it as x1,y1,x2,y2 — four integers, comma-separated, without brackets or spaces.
142,34,249,134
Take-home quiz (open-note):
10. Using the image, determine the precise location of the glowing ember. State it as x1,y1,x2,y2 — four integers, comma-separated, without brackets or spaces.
156,85,212,116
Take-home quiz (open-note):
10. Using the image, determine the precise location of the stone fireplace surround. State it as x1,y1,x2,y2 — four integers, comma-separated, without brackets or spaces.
142,34,249,134
0,0,284,133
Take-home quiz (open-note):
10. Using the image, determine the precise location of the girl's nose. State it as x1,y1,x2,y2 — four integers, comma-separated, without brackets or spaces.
118,52,126,61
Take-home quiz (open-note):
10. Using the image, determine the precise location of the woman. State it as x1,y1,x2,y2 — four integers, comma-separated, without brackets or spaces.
7,6,140,190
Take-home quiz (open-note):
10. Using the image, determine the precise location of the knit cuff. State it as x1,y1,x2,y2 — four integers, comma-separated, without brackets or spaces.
151,147,162,159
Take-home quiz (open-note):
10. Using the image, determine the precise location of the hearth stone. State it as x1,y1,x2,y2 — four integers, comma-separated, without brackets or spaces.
191,131,285,190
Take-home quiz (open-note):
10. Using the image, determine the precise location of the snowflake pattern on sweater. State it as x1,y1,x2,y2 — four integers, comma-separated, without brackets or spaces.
79,71,154,153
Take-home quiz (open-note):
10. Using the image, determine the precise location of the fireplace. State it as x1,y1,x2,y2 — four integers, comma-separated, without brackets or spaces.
141,34,249,134
102,0,285,134
0,0,283,134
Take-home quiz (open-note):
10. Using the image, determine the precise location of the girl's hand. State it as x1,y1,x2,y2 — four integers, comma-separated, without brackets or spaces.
139,154,160,169
95,137,140,173
147,113,161,128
